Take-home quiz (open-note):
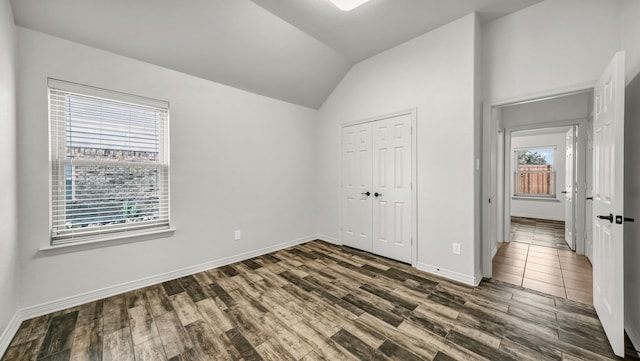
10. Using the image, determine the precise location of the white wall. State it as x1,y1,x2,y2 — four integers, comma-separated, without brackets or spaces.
16,28,317,309
316,14,480,284
624,68,640,354
482,0,621,104
510,132,567,221
501,91,591,129
0,0,17,348
621,0,640,83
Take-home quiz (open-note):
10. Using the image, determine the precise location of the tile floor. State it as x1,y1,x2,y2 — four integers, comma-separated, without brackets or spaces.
511,216,570,249
492,241,593,304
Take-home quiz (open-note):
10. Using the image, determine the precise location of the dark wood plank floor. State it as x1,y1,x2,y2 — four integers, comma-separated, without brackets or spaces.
3,240,639,360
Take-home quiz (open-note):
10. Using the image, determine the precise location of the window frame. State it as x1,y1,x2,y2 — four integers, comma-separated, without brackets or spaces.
512,146,557,199
48,79,172,246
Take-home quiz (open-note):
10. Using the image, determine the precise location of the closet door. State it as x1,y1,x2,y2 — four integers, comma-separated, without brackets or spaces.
372,114,412,263
341,123,373,252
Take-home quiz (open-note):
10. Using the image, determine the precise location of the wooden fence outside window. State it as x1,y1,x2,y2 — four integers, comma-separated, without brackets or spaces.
515,165,555,196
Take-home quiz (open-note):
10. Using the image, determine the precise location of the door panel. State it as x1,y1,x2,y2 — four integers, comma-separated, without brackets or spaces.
341,123,373,252
372,114,412,263
565,127,575,249
592,51,625,357
586,120,594,262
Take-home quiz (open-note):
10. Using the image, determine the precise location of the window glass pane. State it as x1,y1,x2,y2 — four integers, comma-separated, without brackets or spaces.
515,148,555,197
64,164,163,229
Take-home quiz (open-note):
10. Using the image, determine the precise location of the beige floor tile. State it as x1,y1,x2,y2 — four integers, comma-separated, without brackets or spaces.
524,269,564,287
493,263,525,277
507,242,531,249
522,278,566,298
493,271,523,286
566,288,593,304
497,251,528,261
493,255,526,268
527,251,559,260
557,249,576,257
525,262,563,275
528,245,558,255
498,247,529,255
559,256,592,266
560,262,593,273
561,268,592,282
525,256,561,268
564,277,592,291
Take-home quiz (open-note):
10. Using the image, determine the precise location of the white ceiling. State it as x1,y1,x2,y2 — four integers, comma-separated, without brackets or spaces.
10,0,542,109
251,0,543,62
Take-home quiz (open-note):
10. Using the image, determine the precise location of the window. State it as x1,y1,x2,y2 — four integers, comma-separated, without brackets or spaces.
49,79,170,245
514,147,556,198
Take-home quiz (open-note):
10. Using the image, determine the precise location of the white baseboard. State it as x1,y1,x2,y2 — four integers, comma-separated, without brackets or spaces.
416,262,480,287
626,321,640,354
492,245,498,259
315,234,340,245
18,234,317,322
0,310,23,357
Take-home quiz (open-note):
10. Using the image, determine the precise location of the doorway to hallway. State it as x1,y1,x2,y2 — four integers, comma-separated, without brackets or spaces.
492,216,593,304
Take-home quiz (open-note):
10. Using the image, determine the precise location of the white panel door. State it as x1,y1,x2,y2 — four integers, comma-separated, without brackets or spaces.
372,114,412,263
586,121,594,262
564,127,575,249
341,123,373,251
592,51,625,357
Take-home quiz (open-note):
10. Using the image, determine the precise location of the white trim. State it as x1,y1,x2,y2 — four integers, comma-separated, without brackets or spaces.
627,321,640,354
492,245,498,259
416,262,480,287
47,78,169,109
315,234,341,245
39,228,176,255
490,81,595,108
19,234,316,321
0,310,23,357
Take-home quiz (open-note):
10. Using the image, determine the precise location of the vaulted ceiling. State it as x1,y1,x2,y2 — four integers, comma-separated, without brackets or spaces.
10,0,542,108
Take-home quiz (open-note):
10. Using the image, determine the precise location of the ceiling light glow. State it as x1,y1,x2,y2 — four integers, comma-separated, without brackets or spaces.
329,0,370,11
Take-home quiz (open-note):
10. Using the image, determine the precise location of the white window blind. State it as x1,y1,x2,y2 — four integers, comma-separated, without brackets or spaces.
49,79,170,245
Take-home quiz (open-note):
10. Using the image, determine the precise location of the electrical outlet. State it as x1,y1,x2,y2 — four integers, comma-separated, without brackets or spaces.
234,230,241,241
452,242,461,255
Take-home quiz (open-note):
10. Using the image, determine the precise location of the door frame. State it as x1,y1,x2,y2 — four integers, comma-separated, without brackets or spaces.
482,85,594,278
339,108,418,267
502,120,587,251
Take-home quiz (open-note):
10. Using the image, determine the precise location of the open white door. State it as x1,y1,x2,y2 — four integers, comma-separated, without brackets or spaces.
593,51,625,357
341,123,373,252
565,127,575,249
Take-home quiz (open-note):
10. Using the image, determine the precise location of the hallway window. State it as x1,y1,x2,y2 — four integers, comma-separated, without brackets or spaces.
514,147,555,197
49,79,170,245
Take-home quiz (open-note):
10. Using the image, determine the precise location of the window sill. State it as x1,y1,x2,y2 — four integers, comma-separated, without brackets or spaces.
512,196,560,203
38,227,176,255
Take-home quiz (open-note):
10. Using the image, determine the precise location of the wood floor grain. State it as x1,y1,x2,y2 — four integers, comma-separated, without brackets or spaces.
3,240,639,361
